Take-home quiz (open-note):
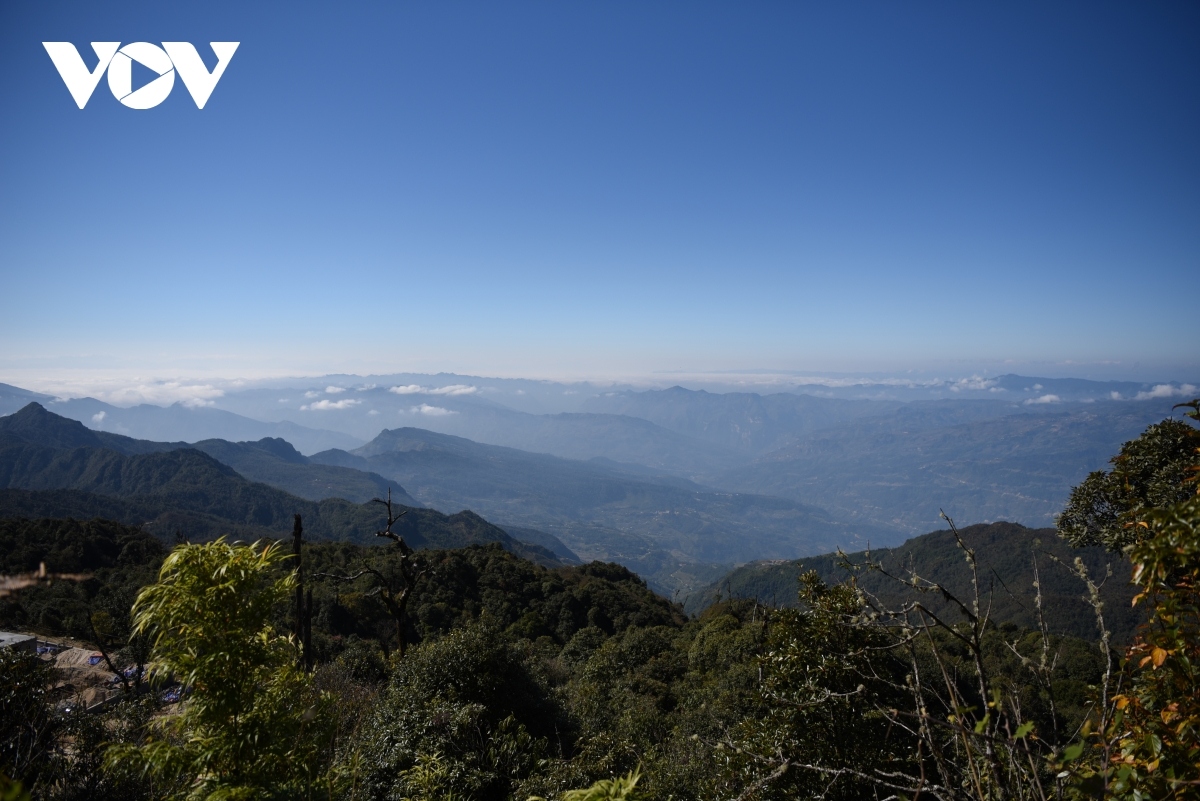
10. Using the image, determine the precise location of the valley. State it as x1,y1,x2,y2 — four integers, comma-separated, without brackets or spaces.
0,373,1191,596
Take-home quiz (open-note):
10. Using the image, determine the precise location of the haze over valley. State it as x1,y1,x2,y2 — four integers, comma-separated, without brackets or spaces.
2,371,1192,596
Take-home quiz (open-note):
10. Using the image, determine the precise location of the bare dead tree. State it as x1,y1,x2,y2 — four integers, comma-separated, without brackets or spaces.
730,512,1072,801
88,611,132,696
830,511,1119,801
315,488,428,658
292,514,314,672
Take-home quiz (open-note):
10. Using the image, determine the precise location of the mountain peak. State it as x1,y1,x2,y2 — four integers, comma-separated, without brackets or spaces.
354,426,466,457
246,437,309,464
0,403,107,450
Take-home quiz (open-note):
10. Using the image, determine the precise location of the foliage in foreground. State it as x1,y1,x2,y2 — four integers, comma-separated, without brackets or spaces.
104,538,336,801
1062,492,1200,799
1058,416,1200,551
532,770,641,801
0,646,152,800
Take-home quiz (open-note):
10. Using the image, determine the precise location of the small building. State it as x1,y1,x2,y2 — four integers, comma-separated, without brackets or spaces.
0,631,37,653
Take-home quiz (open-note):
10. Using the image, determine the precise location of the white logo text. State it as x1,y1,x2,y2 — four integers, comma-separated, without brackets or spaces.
43,42,239,109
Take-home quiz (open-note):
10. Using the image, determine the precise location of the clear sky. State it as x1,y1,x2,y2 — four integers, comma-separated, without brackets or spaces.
1,1,1197,388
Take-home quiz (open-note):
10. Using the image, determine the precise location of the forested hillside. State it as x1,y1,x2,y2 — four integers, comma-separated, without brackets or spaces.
0,402,419,505
0,404,556,562
188,437,412,505
695,520,1142,642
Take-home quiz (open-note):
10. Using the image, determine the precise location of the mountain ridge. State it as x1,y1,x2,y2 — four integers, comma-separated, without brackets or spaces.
0,404,562,565
693,520,1143,643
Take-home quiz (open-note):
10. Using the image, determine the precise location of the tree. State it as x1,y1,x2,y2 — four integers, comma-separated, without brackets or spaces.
529,769,643,801
104,538,336,800
1062,492,1200,799
1058,405,1200,551
0,649,59,793
729,511,1112,801
725,571,916,800
351,621,560,801
315,490,427,658
1050,401,1200,798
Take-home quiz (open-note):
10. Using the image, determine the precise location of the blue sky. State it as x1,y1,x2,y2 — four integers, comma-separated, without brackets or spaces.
1,1,1197,387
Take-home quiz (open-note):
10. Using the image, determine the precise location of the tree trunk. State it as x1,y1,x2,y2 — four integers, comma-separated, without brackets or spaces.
292,515,305,666
304,588,313,672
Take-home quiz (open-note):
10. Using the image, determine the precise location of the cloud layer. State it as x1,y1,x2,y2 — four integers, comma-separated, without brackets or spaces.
1134,383,1198,401
410,404,455,416
301,398,362,411
388,384,477,396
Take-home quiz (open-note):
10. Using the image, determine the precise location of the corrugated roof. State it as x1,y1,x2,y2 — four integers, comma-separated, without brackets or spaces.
0,631,36,649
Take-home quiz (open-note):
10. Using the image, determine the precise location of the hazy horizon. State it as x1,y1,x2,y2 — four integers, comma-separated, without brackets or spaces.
3,367,1197,410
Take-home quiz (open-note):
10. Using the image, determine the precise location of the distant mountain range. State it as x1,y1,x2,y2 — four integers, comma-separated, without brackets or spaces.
199,383,747,473
310,426,881,592
711,400,1176,535
117,372,1196,467
0,402,890,596
582,386,890,454
0,384,363,455
1,373,1194,596
0,403,564,565
581,387,1044,455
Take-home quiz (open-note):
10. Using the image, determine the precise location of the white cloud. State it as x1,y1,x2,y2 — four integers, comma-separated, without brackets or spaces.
1024,394,1061,405
80,381,226,407
91,411,106,423
428,384,477,396
357,384,377,391
1033,384,1043,391
1134,383,1198,400
368,409,380,416
785,375,943,389
949,376,997,392
1110,391,1122,400
326,386,346,394
389,385,425,395
304,390,320,398
301,398,362,411
410,404,455,416
279,398,290,403
181,398,215,408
